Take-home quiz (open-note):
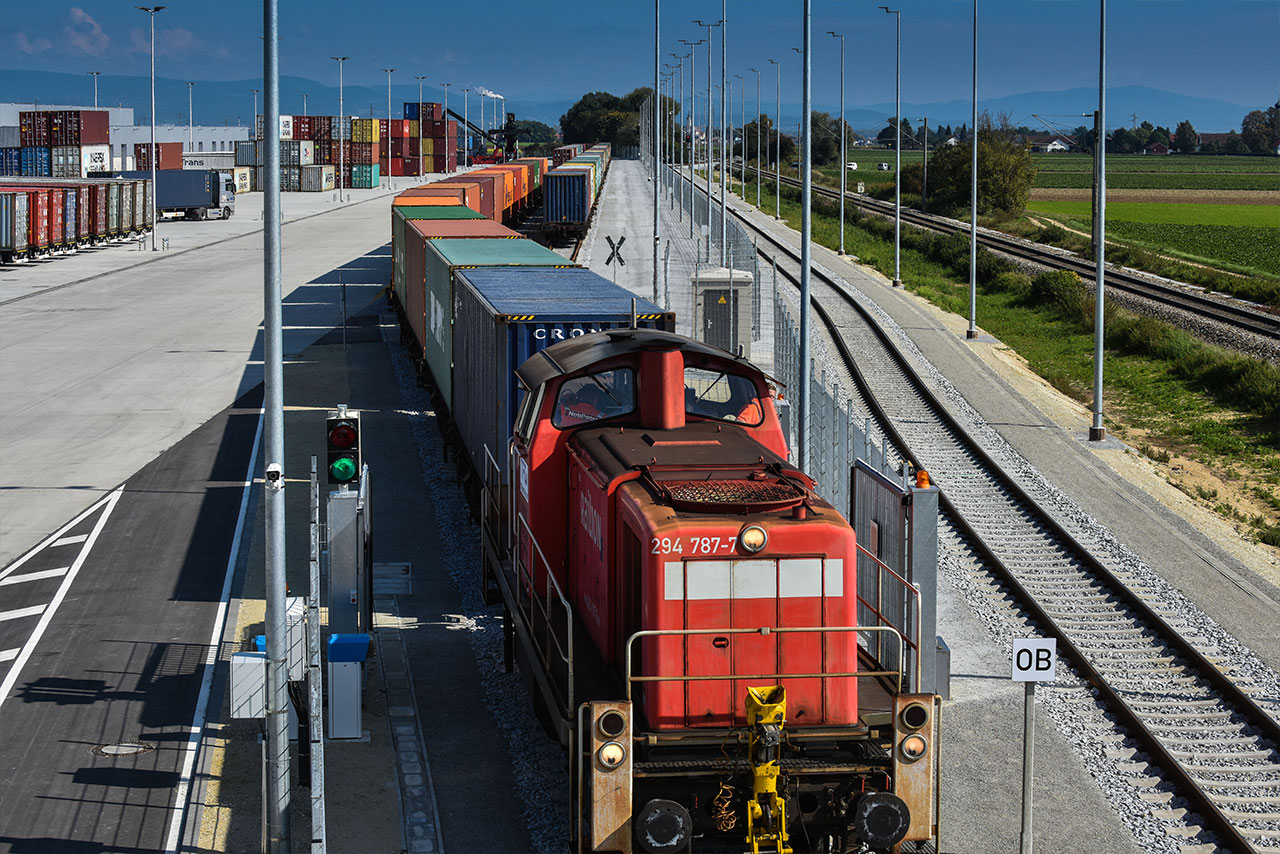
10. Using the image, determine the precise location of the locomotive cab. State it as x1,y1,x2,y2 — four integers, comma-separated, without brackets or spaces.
485,330,939,853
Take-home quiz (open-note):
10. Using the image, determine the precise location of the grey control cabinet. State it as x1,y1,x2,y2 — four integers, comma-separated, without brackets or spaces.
692,266,754,359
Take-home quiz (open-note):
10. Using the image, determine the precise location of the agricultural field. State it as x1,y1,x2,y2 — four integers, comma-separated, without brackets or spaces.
1026,199,1280,279
1031,153,1280,190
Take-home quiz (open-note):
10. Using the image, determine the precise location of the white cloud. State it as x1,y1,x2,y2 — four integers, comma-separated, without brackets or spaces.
13,32,53,54
129,24,201,57
65,7,110,57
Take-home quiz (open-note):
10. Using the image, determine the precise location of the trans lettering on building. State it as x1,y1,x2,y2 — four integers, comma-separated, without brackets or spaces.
533,326,605,341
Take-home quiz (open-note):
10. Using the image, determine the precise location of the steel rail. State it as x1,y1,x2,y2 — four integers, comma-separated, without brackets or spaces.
769,172,1280,341
731,200,1274,853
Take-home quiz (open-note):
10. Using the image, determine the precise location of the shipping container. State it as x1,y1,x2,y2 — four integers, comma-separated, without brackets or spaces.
135,142,183,170
349,163,379,189
47,188,64,247
2,187,49,251
232,166,253,194
19,112,51,148
235,140,256,167
60,187,78,243
20,147,51,177
0,127,20,149
120,182,135,233
51,146,80,179
0,191,30,257
393,216,521,311
403,102,442,121
512,157,548,191
81,144,111,176
0,147,19,176
452,267,673,480
407,238,576,403
390,201,486,305
544,167,594,230
301,164,336,192
87,183,107,239
106,181,121,234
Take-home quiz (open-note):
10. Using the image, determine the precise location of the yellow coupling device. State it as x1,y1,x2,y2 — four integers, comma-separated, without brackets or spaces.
745,686,792,854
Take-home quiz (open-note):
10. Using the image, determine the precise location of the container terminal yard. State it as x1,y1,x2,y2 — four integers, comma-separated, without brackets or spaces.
3,4,1279,854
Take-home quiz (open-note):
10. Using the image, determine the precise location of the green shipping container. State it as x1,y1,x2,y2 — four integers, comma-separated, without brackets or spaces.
414,238,576,407
392,204,487,307
512,158,544,190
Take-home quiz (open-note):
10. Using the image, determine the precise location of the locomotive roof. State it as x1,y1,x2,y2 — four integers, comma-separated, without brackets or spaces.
516,328,764,390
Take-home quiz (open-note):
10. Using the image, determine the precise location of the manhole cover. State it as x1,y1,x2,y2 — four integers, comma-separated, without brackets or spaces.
91,742,156,757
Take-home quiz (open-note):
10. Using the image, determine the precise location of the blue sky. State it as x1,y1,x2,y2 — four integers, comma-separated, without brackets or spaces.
3,1,1277,114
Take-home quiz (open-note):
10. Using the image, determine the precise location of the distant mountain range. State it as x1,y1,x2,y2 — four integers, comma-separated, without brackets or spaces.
0,70,1257,136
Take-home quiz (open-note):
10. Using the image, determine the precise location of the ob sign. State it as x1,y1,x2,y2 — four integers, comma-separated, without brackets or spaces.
1012,637,1057,682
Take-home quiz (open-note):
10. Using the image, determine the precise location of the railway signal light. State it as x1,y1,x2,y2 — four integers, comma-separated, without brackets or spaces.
326,406,361,485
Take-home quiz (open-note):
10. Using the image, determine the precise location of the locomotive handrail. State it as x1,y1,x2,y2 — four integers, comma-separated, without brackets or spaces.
514,511,575,718
481,444,508,556
855,541,922,691
623,625,906,701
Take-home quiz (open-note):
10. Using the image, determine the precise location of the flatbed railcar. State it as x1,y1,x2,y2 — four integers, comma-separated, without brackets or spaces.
480,328,940,853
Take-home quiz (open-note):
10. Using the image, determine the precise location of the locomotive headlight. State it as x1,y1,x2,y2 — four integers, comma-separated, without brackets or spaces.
597,741,626,770
899,733,928,762
738,525,768,554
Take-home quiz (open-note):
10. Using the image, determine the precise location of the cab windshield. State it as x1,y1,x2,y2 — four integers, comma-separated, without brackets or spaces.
684,366,764,426
553,368,635,429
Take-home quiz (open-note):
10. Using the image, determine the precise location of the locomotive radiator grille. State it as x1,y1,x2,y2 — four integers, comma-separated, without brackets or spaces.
665,479,804,506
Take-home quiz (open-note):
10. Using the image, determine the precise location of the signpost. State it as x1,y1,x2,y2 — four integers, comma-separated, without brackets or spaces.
605,234,626,283
1012,637,1056,854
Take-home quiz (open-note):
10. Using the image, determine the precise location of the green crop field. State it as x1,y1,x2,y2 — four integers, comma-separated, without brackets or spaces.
1032,153,1278,173
1106,222,1280,277
1034,171,1280,190
1028,200,1280,228
1028,200,1280,277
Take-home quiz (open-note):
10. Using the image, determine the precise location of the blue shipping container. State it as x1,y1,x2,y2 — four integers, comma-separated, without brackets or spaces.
62,188,77,242
450,266,674,482
0,148,20,176
0,191,31,254
20,147,51,177
543,167,592,226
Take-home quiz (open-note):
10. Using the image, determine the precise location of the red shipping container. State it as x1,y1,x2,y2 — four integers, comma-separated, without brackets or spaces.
388,119,410,138
89,183,108,238
19,112,51,147
134,142,183,170
378,119,388,142
0,187,50,249
293,116,310,139
79,111,109,145
47,188,64,246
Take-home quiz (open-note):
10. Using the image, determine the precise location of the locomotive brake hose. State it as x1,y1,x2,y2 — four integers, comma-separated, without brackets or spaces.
712,781,737,832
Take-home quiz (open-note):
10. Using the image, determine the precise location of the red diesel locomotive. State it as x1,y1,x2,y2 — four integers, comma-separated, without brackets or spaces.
481,328,939,853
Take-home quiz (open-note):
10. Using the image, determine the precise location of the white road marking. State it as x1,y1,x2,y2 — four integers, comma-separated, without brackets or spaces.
0,605,47,622
0,649,19,663
0,567,70,586
0,493,120,583
0,486,123,706
165,408,263,853
52,534,89,546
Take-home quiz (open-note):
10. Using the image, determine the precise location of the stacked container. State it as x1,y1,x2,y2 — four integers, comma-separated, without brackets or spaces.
135,142,184,171
13,110,110,178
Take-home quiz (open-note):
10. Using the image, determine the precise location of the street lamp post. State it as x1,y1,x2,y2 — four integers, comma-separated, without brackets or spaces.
302,93,307,116
442,83,451,171
768,58,780,219
671,53,687,213
719,0,728,267
829,31,846,256
749,67,761,208
653,0,661,305
799,0,813,471
89,71,100,109
680,38,703,235
414,75,427,177
881,6,902,286
382,68,396,187
252,88,259,134
462,87,470,166
967,0,979,338
136,6,164,252
735,73,744,193
331,57,346,201
693,19,721,256
1090,0,1108,442
185,81,195,149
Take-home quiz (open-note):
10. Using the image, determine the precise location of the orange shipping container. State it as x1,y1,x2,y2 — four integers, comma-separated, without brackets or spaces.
468,168,514,212
427,181,483,215
391,194,464,207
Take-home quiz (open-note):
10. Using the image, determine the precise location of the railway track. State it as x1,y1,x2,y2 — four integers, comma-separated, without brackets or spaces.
729,202,1280,851
769,172,1280,342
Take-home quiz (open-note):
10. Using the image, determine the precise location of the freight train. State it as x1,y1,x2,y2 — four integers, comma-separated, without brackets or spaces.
0,175,154,262
544,143,612,239
388,151,939,853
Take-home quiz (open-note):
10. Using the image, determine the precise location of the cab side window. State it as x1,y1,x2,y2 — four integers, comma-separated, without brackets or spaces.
553,369,635,429
684,366,765,426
